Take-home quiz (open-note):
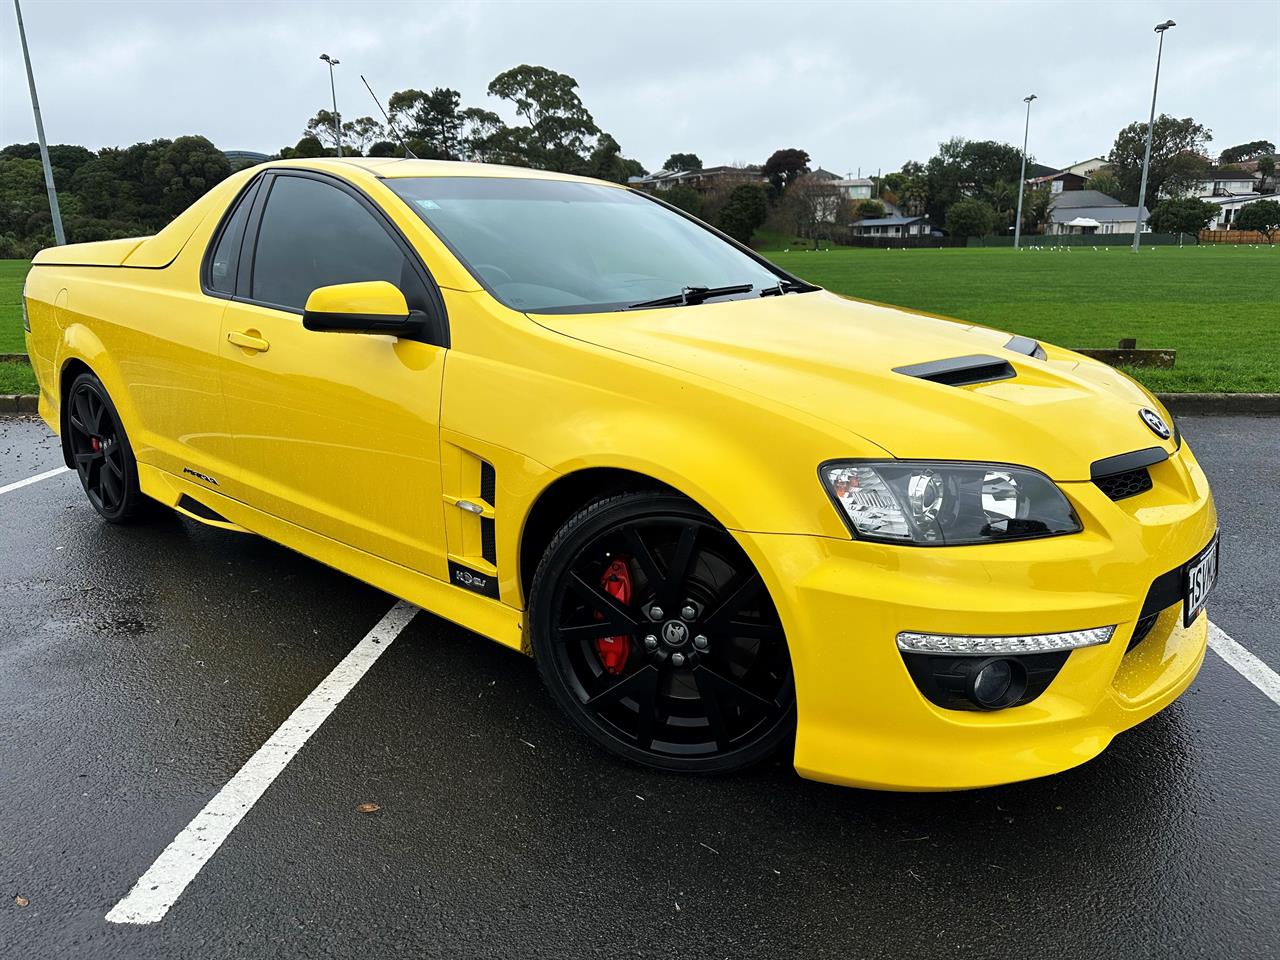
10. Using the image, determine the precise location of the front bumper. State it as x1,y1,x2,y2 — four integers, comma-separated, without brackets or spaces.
736,442,1216,791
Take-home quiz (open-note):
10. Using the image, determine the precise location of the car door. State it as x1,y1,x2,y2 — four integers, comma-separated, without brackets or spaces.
216,169,450,579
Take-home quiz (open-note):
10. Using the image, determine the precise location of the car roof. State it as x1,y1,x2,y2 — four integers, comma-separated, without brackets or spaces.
260,156,622,187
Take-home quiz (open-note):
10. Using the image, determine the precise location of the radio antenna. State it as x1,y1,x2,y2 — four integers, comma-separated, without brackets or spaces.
361,74,418,159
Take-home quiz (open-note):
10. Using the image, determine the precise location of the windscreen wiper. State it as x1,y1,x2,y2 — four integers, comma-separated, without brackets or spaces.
626,284,754,310
759,279,811,297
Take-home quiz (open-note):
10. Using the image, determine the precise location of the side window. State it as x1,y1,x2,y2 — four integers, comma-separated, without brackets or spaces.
250,175,426,312
207,180,257,295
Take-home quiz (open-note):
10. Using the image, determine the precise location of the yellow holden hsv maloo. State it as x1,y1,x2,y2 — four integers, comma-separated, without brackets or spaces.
22,159,1218,790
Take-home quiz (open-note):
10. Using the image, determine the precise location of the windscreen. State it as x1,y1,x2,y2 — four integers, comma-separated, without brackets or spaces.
386,177,783,313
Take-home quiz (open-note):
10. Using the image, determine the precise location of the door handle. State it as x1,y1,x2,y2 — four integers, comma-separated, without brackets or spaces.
227,330,270,353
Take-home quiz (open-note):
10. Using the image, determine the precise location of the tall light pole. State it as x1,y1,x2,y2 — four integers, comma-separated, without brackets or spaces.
1013,94,1037,251
14,0,65,245
1132,20,1176,252
319,53,342,157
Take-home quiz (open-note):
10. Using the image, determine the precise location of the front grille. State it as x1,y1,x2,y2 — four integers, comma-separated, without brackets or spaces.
1127,612,1159,651
1094,467,1153,501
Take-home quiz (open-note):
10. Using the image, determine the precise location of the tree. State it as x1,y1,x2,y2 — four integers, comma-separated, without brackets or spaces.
1021,185,1052,233
149,135,231,217
304,109,343,149
342,117,384,155
367,140,400,158
1236,199,1280,240
945,198,994,239
855,199,885,219
782,173,843,241
717,183,768,244
586,133,646,184
389,87,466,159
663,152,701,172
922,138,1024,224
487,65,600,173
657,184,702,217
1107,115,1211,203
1219,140,1275,165
1085,168,1123,199
291,135,326,158
1147,197,1217,235
763,148,810,194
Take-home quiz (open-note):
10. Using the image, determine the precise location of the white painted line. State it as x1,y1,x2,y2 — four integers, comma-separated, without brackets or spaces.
1208,620,1280,707
106,600,419,924
0,465,69,496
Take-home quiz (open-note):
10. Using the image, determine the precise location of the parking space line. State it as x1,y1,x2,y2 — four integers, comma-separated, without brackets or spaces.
105,600,419,925
1208,620,1280,707
0,466,69,496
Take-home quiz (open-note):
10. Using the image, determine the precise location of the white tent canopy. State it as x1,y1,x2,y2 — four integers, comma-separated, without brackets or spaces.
1065,216,1102,228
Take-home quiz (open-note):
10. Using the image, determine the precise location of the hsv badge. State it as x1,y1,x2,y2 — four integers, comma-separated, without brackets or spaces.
1140,408,1172,439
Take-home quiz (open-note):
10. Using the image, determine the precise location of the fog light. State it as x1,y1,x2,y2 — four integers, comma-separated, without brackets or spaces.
967,658,1027,709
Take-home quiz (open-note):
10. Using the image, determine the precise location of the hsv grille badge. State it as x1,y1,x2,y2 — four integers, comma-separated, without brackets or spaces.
662,621,689,647
1139,408,1171,439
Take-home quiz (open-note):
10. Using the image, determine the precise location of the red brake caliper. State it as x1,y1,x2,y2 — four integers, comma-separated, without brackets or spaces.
595,557,633,675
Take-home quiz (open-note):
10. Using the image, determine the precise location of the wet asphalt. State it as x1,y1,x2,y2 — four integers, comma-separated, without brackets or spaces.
0,415,1276,960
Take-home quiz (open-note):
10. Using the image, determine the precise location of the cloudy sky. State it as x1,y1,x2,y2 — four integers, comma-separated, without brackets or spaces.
2,0,1276,173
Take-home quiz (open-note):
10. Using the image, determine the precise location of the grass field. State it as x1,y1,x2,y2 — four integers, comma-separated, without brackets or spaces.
763,244,1279,393
2,245,1278,395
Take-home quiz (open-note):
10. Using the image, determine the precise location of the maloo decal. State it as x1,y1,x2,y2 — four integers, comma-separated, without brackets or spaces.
182,467,219,486
448,560,499,599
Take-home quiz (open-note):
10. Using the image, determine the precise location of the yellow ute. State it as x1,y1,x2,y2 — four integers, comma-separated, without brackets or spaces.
22,158,1218,789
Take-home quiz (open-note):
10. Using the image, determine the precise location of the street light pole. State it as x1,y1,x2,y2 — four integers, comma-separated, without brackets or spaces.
319,53,342,157
1132,20,1176,253
1013,94,1037,251
13,0,65,245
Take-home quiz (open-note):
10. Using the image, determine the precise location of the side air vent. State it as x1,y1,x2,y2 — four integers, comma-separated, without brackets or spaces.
479,460,497,565
177,494,229,523
893,354,1016,387
1005,335,1047,360
481,518,497,564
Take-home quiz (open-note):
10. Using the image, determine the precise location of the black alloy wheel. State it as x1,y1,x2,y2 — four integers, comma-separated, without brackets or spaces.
65,372,149,523
531,490,796,774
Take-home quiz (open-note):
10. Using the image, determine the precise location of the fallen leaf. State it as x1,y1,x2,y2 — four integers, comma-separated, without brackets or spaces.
355,802,381,814
14,896,28,907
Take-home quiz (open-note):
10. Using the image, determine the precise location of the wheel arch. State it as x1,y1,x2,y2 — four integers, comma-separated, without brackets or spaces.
518,467,679,605
57,356,95,468
54,324,140,470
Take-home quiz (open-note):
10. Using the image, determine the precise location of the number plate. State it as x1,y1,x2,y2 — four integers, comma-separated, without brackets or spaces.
1183,533,1220,628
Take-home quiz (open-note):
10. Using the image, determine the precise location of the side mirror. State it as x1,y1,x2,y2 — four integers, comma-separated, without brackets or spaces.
302,281,419,335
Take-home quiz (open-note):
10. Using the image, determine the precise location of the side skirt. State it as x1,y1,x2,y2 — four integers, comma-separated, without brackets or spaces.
137,462,527,653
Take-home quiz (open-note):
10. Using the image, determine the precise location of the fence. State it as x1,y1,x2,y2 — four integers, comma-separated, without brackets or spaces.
1198,229,1272,244
966,232,1195,248
832,235,968,249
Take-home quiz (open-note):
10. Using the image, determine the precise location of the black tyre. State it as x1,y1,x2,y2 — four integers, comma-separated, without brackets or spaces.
530,490,796,774
65,372,150,524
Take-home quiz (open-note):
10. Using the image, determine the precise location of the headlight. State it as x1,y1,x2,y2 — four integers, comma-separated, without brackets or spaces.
820,460,1082,545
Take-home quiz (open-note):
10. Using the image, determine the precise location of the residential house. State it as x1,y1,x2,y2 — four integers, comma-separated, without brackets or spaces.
848,215,931,238
827,177,876,201
1202,193,1269,230
629,165,765,192
1190,168,1259,197
1060,157,1108,178
1046,190,1147,235
1026,170,1088,194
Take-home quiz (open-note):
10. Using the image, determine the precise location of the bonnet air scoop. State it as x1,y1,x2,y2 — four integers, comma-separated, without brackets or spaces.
893,354,1016,387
